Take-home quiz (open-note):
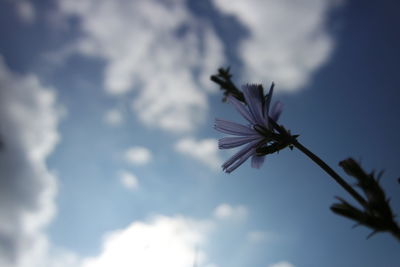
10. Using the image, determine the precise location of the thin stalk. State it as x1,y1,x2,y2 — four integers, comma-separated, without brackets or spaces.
270,119,400,241
268,119,368,209
291,139,368,209
391,227,400,241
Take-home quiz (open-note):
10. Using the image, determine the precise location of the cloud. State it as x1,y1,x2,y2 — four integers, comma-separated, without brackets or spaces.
45,204,250,267
119,170,139,191
14,1,36,24
124,146,152,166
213,203,247,221
174,138,222,171
213,0,339,91
0,56,61,266
42,247,81,267
47,204,252,267
103,109,123,126
246,231,267,243
57,0,224,133
79,215,214,267
269,261,295,267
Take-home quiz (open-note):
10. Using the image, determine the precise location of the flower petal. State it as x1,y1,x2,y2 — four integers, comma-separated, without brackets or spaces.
264,83,274,118
214,119,255,136
219,136,261,149
242,84,265,125
222,139,260,172
224,147,256,173
270,101,283,122
251,155,265,169
227,95,255,124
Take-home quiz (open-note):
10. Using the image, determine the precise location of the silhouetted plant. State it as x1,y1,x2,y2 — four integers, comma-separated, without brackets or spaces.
332,158,400,239
211,67,400,241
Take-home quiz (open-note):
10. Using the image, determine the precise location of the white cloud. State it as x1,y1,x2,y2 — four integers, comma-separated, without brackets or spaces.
47,204,255,267
174,138,222,171
124,146,152,166
213,0,339,91
45,205,253,267
57,0,224,133
246,231,267,243
42,247,81,267
269,261,295,267
79,215,214,267
15,1,36,24
103,109,123,126
213,203,247,221
119,170,139,191
0,56,62,266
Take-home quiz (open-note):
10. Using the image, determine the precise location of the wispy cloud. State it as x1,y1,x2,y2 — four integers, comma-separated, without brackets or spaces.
124,146,152,166
119,170,139,191
213,203,248,221
213,0,340,91
174,138,222,171
269,261,295,267
0,56,62,266
246,231,267,243
15,0,36,24
44,247,81,267
103,109,123,127
57,0,224,133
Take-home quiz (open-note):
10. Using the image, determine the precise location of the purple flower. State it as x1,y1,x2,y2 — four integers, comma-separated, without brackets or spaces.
215,84,283,173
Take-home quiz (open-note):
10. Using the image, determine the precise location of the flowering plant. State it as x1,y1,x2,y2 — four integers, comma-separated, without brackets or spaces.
211,67,400,241
215,83,284,172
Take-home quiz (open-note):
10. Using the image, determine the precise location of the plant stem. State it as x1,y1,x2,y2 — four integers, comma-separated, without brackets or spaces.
291,139,368,209
391,227,400,241
269,120,400,241
267,118,368,208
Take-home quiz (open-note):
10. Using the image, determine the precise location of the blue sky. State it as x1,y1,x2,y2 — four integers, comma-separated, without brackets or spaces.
0,0,399,267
